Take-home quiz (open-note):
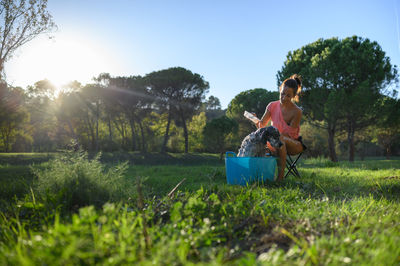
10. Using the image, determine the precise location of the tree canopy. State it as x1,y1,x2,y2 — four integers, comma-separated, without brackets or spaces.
145,67,209,153
278,36,398,161
0,0,55,77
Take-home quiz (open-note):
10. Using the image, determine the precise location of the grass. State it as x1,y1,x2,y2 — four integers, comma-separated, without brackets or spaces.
0,152,399,265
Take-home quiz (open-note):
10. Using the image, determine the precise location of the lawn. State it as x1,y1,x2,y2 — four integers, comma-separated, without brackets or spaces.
0,152,399,265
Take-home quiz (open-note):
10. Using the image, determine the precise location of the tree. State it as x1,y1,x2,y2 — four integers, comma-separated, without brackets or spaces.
205,95,221,110
26,79,57,151
79,83,102,152
277,36,397,161
374,96,400,159
226,88,278,140
0,0,56,77
0,81,29,151
331,36,397,161
300,121,329,158
203,95,225,120
146,67,209,153
203,115,238,159
277,37,343,161
187,111,206,152
27,79,56,98
104,75,151,152
55,91,81,149
93,73,115,147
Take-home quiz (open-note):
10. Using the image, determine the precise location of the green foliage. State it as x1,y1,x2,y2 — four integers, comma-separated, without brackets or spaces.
146,67,210,153
203,95,225,120
373,97,400,158
226,88,279,119
278,36,398,161
1,154,400,264
0,83,30,152
227,88,279,140
300,121,328,157
32,151,133,210
203,116,238,158
188,112,207,152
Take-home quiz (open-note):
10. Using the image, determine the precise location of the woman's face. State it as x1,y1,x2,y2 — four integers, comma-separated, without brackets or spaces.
280,85,295,104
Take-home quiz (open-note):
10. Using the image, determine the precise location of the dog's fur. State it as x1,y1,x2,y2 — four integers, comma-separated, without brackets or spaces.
237,126,283,157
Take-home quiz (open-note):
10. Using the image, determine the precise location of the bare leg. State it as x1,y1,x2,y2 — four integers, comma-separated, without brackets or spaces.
277,142,287,181
282,135,304,155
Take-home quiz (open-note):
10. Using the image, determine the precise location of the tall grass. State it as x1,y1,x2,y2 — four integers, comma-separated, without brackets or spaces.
0,154,399,264
1,186,399,265
32,151,135,211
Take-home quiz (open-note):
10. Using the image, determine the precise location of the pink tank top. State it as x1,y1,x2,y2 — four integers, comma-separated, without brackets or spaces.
267,101,300,139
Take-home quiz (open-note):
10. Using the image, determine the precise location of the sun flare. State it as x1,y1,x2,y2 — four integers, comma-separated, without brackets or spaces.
6,34,122,96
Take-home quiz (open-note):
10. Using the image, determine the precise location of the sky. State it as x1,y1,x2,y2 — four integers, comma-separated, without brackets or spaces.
5,0,400,108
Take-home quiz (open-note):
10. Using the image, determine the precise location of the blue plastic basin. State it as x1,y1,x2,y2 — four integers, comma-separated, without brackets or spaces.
225,151,277,185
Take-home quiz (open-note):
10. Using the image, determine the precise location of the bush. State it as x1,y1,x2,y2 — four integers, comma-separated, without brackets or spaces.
33,151,134,211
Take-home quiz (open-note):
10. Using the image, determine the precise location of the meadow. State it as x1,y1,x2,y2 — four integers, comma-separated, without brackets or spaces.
0,152,399,265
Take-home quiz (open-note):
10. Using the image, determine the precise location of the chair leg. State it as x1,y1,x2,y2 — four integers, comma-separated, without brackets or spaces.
284,153,303,179
291,153,302,178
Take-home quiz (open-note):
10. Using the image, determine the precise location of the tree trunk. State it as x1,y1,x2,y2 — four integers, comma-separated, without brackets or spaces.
181,114,189,153
348,121,355,162
107,116,113,141
129,118,137,151
86,115,96,151
95,102,99,152
360,142,365,161
138,120,147,153
113,119,124,144
0,61,3,80
66,120,80,150
386,145,391,159
1,127,10,152
327,126,338,162
114,119,129,149
161,111,172,153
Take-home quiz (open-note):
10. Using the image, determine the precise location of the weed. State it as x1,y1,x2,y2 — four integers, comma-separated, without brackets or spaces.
32,151,135,211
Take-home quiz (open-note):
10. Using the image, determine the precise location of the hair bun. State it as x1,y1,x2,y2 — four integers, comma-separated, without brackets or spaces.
290,74,302,88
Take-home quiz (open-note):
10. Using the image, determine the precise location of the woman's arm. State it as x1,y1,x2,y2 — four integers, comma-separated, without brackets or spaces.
257,106,271,128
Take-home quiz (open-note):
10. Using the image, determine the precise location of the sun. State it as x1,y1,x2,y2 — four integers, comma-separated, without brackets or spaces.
6,33,122,96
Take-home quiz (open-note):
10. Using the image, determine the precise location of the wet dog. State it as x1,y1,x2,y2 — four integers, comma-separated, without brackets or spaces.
237,126,283,157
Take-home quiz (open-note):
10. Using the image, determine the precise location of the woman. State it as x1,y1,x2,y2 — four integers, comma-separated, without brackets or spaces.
253,74,304,181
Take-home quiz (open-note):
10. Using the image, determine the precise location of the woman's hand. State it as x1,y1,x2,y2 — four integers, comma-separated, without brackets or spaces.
251,113,261,128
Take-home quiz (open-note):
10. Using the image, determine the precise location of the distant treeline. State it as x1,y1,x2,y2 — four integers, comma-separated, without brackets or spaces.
1,36,400,161
0,67,229,155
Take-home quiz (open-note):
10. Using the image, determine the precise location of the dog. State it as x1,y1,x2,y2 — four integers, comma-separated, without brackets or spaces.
237,126,283,157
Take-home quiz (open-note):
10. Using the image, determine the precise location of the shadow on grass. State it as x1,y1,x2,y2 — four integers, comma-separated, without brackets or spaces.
0,153,55,165
0,152,225,166
301,157,400,170
259,169,400,203
0,165,35,200
99,152,224,166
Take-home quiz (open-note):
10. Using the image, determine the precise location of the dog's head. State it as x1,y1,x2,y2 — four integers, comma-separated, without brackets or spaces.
266,126,283,148
254,127,268,143
255,126,283,148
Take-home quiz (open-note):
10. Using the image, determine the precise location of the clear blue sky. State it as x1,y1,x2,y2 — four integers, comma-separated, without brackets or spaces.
5,0,400,108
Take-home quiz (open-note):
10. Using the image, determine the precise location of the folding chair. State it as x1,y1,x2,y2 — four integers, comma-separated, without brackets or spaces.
284,137,307,179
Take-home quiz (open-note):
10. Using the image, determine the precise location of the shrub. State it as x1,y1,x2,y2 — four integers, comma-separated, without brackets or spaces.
33,151,134,211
